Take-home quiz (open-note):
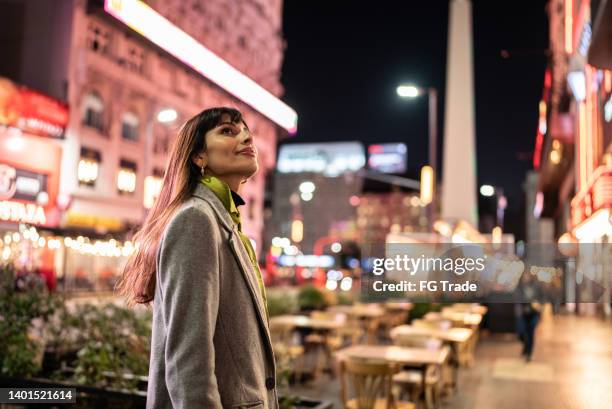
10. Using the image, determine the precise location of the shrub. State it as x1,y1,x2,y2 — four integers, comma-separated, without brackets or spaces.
46,303,151,391
297,284,327,311
0,264,59,377
266,292,297,317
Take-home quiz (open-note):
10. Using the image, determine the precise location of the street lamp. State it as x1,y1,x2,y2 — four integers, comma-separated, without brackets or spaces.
397,84,438,228
396,85,438,172
479,184,507,229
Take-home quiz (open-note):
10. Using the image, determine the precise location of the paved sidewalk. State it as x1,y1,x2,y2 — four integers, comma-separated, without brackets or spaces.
286,314,612,409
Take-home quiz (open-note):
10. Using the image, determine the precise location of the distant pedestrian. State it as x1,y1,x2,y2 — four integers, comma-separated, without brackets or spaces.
516,273,542,362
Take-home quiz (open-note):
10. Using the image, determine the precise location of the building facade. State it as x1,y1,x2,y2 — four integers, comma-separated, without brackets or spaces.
535,0,611,313
0,0,294,291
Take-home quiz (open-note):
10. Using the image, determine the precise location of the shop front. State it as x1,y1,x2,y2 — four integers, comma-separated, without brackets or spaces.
0,76,67,290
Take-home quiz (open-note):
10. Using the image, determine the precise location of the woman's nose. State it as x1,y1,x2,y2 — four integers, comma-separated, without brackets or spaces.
240,129,253,145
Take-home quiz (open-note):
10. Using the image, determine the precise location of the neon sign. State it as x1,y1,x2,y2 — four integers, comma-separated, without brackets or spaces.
104,0,298,133
0,200,46,225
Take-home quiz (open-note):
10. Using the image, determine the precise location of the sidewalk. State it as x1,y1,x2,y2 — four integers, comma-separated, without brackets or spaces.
288,314,612,409
449,314,612,409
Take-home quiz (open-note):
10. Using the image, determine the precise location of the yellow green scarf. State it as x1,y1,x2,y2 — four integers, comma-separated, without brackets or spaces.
200,175,267,315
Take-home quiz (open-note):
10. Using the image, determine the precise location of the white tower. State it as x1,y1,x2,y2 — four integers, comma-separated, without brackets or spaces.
441,0,479,227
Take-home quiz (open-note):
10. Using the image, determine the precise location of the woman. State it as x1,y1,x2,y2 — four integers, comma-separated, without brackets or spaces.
117,107,277,409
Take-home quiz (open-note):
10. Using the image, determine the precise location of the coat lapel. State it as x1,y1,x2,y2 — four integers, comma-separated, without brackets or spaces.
192,184,274,360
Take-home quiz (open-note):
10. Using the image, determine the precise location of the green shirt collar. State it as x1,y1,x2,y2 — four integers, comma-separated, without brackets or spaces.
200,175,242,226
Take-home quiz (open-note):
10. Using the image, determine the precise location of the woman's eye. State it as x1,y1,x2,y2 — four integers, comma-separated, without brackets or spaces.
221,127,235,135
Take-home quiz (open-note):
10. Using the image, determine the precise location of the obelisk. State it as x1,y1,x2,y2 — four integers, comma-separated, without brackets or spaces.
441,0,478,227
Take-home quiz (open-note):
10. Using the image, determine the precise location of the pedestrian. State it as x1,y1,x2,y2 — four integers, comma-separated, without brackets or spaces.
117,107,277,408
516,272,542,362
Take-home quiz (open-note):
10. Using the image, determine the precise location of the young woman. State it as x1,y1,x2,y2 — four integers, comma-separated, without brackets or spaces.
117,107,277,409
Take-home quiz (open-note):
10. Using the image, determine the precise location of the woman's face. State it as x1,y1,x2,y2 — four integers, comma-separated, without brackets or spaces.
200,114,258,181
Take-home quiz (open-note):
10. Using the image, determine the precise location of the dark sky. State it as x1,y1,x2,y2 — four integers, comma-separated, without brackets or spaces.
280,0,549,237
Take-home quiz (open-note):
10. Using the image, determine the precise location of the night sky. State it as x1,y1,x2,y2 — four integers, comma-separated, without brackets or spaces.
280,0,549,239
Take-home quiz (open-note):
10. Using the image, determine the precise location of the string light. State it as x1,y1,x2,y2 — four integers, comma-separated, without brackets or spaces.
2,225,138,258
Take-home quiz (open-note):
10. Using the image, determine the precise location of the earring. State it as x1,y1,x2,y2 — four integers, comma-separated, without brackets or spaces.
200,164,205,176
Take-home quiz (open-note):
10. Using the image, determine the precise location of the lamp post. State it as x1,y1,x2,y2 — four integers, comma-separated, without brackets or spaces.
479,184,507,230
397,84,438,229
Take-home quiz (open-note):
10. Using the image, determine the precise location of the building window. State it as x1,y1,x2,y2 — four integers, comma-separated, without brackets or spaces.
144,168,164,209
78,147,101,187
117,159,137,195
121,111,140,141
126,40,146,75
86,22,111,54
82,91,105,133
153,127,172,155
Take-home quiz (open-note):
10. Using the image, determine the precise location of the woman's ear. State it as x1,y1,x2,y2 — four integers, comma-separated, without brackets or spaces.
192,152,207,169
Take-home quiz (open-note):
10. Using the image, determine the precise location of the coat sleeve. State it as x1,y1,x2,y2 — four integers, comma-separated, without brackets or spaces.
157,206,223,408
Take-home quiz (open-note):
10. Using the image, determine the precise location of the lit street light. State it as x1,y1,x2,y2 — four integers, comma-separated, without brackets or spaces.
398,83,438,229
157,108,178,123
396,85,420,98
480,184,495,197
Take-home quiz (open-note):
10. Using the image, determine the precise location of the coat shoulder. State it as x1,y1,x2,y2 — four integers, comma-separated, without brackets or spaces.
162,198,223,244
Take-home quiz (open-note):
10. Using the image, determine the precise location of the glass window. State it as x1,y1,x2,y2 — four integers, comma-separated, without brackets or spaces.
82,91,105,133
117,159,137,195
121,111,140,141
78,147,101,187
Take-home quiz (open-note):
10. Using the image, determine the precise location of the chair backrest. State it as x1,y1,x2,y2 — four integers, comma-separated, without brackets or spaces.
269,322,296,347
340,358,398,409
391,333,443,349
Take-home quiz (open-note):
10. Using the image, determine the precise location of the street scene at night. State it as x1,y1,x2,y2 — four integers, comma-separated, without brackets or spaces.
0,0,611,408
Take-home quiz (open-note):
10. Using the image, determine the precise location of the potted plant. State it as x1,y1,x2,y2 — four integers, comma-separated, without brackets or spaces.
296,285,327,312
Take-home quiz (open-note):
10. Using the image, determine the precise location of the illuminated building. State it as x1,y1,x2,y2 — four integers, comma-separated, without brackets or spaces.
266,142,366,255
0,0,295,290
534,0,611,314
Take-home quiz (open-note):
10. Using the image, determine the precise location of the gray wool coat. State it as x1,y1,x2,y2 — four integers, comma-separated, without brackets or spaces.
146,183,278,409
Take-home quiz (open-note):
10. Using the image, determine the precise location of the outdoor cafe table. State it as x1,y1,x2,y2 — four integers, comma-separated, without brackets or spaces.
444,304,488,316
328,304,385,318
335,344,450,391
424,311,483,328
390,324,473,382
328,305,385,343
269,315,343,331
389,325,472,344
383,302,414,312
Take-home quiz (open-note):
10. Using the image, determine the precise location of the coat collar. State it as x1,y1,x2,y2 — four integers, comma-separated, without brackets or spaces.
192,182,235,232
192,182,275,366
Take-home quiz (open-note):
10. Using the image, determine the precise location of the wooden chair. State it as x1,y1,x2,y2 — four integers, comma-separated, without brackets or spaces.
305,311,345,378
269,321,305,381
390,335,443,409
340,358,415,409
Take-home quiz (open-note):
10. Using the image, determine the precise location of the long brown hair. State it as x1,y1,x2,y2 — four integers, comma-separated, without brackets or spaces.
116,107,245,306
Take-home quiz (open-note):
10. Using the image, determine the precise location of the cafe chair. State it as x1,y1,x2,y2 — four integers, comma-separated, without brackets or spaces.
269,321,305,381
340,358,416,409
304,311,345,378
390,335,443,409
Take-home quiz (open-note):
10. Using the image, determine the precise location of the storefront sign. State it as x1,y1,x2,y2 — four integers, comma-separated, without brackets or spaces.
0,163,48,202
277,142,366,176
368,143,408,174
0,76,69,138
0,200,46,225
